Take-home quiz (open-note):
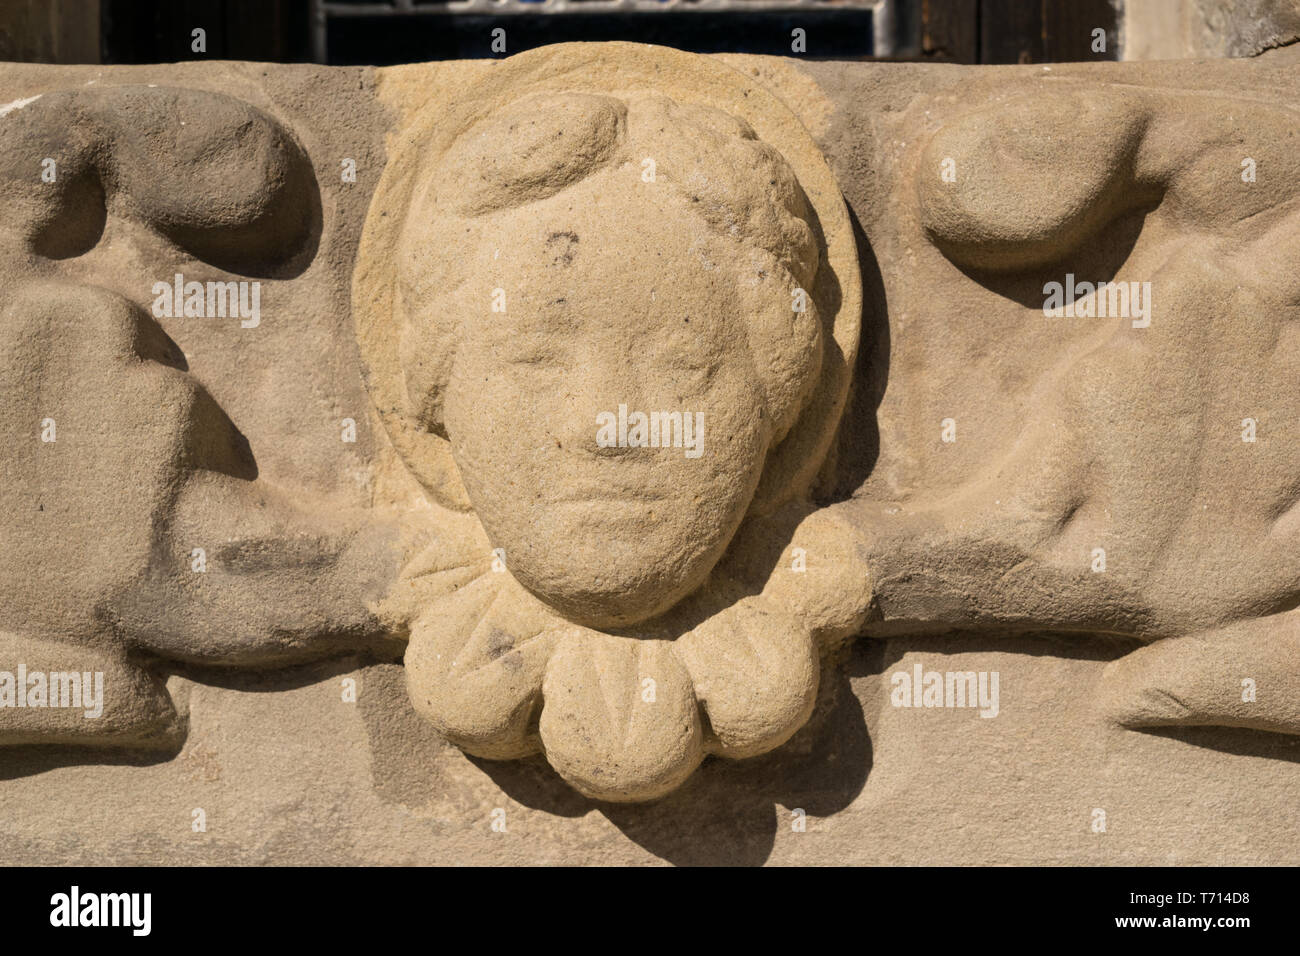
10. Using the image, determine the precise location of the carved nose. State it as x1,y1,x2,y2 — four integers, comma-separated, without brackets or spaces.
566,384,649,458
593,439,635,459
568,409,634,458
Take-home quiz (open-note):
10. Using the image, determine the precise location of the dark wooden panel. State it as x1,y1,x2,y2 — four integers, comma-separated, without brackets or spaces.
0,0,101,63
324,11,881,63
979,0,1044,64
101,0,310,64
1044,0,1119,61
921,0,978,63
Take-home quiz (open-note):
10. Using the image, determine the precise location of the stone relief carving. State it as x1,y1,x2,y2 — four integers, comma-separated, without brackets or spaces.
889,85,1300,733
1,44,1298,821
354,46,866,800
0,84,399,746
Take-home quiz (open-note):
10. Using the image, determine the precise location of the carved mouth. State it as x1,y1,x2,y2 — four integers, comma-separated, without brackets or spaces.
553,487,669,504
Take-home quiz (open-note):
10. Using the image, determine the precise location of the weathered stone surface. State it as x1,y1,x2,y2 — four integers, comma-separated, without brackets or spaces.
1123,0,1300,59
1,43,1299,863
357,45,863,801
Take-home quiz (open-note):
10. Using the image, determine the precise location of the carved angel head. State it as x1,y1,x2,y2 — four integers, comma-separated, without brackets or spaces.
354,44,864,801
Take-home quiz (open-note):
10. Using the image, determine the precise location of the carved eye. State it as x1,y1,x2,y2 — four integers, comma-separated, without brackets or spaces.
502,336,560,367
443,92,626,217
681,361,717,393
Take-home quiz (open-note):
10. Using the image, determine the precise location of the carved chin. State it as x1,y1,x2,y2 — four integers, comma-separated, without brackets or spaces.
507,551,710,629
484,524,722,628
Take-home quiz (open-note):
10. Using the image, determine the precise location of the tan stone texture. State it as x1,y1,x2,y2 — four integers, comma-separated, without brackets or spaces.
1,44,1298,863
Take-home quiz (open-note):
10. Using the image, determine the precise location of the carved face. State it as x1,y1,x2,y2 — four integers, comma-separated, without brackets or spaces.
399,91,824,627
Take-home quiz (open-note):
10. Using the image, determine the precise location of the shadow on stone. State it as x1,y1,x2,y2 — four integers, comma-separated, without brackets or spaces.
950,205,1155,312
821,202,889,503
1128,725,1300,764
472,641,875,865
0,740,184,782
